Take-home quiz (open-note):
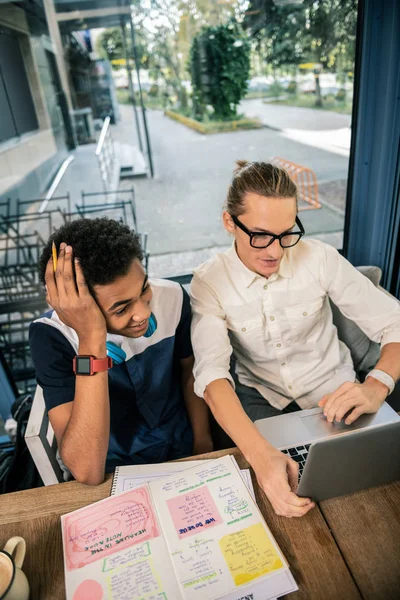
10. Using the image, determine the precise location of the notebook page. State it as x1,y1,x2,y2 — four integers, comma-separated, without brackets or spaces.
149,455,297,600
61,485,183,600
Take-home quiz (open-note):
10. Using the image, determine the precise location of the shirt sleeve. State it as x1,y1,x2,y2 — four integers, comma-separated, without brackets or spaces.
29,322,76,411
174,286,194,360
190,273,234,398
320,243,400,347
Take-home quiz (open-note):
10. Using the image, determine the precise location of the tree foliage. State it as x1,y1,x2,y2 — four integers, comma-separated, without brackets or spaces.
96,26,149,69
304,0,357,70
133,0,188,107
243,0,357,72
190,21,251,120
244,0,306,68
96,28,125,62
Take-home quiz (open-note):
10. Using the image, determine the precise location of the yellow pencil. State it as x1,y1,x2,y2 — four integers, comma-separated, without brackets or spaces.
52,241,57,272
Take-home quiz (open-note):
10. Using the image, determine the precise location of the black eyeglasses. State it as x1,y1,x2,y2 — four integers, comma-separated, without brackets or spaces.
231,215,305,249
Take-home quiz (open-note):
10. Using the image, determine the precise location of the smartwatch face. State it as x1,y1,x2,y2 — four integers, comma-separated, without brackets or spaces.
76,357,91,375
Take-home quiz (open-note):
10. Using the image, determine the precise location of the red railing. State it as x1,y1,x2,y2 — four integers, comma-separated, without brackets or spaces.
270,157,321,210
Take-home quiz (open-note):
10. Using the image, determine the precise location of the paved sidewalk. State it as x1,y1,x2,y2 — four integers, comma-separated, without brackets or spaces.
118,107,347,258
240,99,351,157
240,99,351,131
47,144,104,201
282,128,350,157
22,104,348,278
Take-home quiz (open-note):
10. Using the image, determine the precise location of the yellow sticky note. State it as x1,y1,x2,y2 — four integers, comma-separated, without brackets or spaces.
219,523,283,586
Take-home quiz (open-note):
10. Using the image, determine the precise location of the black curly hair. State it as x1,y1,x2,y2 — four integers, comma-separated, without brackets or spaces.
39,218,143,290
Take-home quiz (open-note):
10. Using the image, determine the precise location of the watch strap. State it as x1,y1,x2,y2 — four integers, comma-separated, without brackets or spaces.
366,369,395,395
92,356,113,372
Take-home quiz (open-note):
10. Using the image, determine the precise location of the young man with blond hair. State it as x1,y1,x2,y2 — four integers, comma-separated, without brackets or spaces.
190,161,400,518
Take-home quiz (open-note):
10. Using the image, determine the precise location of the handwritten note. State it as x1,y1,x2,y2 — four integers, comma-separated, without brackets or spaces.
167,486,222,539
218,483,252,525
161,460,231,493
219,523,283,586
63,487,159,571
106,557,166,600
172,537,219,590
102,542,151,572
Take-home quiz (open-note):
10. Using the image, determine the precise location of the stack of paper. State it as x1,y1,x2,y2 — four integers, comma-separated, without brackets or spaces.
111,459,256,501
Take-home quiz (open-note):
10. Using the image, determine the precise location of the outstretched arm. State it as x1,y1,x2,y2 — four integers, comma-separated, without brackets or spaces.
191,274,314,518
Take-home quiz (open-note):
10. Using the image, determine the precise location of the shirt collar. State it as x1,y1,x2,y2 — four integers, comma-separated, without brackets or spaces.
226,243,293,288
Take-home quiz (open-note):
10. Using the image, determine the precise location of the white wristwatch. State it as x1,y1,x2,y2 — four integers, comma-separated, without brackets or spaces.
365,369,395,395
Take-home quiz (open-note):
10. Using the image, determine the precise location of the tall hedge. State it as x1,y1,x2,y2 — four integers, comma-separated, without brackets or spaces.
190,22,251,121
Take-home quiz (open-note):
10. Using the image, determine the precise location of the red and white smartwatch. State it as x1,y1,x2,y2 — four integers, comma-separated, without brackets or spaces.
73,355,112,376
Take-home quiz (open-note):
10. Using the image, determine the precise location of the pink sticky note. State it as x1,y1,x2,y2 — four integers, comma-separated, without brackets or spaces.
167,486,222,539
63,487,159,571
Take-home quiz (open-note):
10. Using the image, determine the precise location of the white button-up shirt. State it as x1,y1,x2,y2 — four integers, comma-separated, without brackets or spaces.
190,239,400,410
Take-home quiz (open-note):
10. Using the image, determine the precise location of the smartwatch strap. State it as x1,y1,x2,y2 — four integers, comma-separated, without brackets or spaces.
92,356,113,372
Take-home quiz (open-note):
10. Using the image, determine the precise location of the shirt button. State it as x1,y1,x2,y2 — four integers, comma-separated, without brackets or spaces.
288,385,293,390
241,327,246,332
264,284,268,290
276,343,281,348
303,311,308,316
270,316,275,321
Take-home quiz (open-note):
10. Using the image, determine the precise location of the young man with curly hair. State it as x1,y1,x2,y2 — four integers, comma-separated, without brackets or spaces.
29,218,212,485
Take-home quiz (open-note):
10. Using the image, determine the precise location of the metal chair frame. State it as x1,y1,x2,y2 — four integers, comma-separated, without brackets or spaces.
81,187,137,230
16,194,71,218
0,308,45,393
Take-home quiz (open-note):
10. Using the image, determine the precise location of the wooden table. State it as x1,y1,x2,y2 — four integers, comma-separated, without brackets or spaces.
0,448,399,600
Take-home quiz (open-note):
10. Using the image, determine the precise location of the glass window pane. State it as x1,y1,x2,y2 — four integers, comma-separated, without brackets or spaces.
0,32,38,138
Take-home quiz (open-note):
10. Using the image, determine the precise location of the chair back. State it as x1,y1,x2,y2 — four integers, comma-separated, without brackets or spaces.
25,386,63,485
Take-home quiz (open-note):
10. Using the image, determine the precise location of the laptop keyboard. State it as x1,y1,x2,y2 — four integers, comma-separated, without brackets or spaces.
281,444,311,480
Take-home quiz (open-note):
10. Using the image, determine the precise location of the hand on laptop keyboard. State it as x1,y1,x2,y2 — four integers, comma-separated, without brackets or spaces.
248,442,315,518
281,445,311,480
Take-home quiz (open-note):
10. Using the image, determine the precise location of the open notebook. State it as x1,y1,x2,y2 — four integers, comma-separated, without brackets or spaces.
61,455,298,600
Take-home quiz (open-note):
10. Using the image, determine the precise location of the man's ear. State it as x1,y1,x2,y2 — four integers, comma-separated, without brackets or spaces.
222,211,235,234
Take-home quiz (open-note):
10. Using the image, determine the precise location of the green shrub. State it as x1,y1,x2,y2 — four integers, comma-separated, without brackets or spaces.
149,84,160,97
190,21,251,121
336,88,347,102
269,81,284,96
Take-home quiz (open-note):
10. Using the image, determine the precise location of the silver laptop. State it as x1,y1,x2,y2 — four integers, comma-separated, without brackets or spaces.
255,401,400,501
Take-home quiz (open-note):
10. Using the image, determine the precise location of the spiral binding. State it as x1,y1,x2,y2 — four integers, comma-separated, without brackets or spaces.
110,466,120,495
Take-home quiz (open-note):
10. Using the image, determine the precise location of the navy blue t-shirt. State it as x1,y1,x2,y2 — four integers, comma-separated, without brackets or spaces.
29,279,194,471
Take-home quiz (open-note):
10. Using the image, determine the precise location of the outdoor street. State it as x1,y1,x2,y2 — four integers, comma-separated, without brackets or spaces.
38,101,351,278
114,101,349,274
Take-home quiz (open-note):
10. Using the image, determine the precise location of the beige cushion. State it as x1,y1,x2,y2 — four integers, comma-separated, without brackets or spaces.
330,266,382,378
